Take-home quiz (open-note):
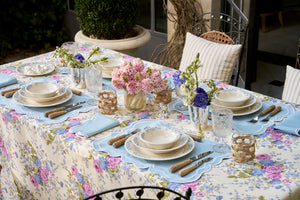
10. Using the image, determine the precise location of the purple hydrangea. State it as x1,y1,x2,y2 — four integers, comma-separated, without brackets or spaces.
74,53,85,63
172,70,185,86
193,87,209,108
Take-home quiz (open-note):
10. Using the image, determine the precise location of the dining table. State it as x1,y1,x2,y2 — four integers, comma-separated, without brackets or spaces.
0,44,299,200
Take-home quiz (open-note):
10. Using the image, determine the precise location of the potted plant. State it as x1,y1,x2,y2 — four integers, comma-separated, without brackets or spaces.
74,0,151,56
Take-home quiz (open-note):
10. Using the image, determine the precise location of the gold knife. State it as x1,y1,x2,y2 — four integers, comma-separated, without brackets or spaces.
179,157,213,177
44,101,86,117
169,150,213,173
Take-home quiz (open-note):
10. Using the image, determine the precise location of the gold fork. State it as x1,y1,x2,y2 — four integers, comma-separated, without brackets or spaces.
261,106,282,122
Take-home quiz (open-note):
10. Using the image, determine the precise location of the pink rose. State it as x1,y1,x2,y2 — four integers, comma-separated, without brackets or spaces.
71,165,78,176
266,173,281,180
270,134,283,141
10,110,23,120
264,165,283,173
39,167,49,183
93,160,103,174
256,154,272,160
82,182,94,196
106,155,122,169
30,175,39,187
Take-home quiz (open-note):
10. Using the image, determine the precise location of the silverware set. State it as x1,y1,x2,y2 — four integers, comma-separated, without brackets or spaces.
248,105,282,122
44,101,86,119
108,129,141,148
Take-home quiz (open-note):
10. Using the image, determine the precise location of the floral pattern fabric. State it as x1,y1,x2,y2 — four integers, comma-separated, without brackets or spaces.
0,46,299,200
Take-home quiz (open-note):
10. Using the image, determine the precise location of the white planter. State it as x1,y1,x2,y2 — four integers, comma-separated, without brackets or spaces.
74,25,151,56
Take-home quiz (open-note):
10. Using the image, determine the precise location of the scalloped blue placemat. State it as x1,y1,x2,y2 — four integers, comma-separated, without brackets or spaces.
233,101,294,135
93,119,230,183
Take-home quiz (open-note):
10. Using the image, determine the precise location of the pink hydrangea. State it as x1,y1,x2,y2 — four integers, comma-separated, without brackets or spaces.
82,182,94,196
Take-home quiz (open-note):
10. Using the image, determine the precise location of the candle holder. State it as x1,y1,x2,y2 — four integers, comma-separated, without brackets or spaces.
231,133,255,163
153,87,172,104
97,91,118,114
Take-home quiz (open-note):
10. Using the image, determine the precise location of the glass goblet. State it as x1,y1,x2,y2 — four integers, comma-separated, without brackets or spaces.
85,64,103,106
211,108,233,153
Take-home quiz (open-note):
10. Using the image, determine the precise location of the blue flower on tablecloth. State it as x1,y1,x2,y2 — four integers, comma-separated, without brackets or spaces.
259,159,275,166
273,140,284,145
55,128,67,135
46,163,51,171
98,157,108,170
167,182,181,191
257,131,269,138
34,173,43,185
4,111,12,122
35,158,42,169
76,173,84,184
216,196,223,200
251,168,265,176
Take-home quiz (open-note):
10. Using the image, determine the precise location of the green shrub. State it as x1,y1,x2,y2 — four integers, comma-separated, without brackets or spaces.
0,0,68,57
75,0,138,40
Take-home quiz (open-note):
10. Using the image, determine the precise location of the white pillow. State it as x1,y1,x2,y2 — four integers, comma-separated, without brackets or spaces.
179,32,242,84
282,65,300,104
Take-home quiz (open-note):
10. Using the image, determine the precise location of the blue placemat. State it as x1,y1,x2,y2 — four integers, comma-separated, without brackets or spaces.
233,101,294,135
93,119,230,183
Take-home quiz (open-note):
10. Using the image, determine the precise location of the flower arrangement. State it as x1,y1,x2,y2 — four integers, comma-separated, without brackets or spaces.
111,58,168,95
172,53,217,108
53,46,107,68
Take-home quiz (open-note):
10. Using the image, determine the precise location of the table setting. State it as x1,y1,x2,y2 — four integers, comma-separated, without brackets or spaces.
0,44,299,200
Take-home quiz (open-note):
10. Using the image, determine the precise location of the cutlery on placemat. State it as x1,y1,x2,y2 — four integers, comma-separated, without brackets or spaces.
1,88,19,98
261,106,282,122
179,157,213,177
48,105,83,119
111,129,141,148
248,105,275,123
44,101,86,117
185,133,202,142
169,150,213,173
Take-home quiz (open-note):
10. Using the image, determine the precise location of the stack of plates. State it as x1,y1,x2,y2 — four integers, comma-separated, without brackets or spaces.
211,89,262,116
125,127,195,161
101,57,124,78
13,81,72,107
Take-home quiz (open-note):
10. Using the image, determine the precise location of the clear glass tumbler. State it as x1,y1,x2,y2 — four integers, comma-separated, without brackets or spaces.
211,108,233,153
85,64,103,106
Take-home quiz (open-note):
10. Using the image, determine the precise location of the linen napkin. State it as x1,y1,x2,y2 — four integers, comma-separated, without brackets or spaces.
70,113,119,137
0,73,18,88
274,110,300,136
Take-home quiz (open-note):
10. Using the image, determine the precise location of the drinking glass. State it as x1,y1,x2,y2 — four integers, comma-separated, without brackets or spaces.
62,41,78,55
211,108,233,153
85,64,103,106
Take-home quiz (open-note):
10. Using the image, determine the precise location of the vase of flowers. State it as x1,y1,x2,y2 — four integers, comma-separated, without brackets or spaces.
173,53,218,133
53,46,107,89
112,58,168,111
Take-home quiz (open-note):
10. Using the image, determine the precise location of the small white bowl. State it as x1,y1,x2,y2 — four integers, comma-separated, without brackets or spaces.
20,86,66,103
138,127,181,150
25,82,59,98
215,89,250,107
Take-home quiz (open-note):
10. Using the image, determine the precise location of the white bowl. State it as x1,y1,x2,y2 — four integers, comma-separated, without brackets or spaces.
138,127,181,150
215,89,250,107
20,86,67,103
25,82,60,98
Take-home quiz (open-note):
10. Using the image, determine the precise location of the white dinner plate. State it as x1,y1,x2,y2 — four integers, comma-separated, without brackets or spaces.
17,62,55,76
211,97,262,117
13,89,72,107
210,93,257,111
19,86,67,103
125,134,194,161
132,133,188,154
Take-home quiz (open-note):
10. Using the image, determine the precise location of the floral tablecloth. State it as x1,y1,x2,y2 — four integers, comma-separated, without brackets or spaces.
0,45,299,200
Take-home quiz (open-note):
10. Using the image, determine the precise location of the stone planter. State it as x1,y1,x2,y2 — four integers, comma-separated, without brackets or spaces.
74,25,151,56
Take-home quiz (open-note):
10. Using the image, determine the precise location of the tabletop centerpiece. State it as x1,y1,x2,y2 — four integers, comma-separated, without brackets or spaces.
111,58,168,111
53,46,107,89
173,53,218,133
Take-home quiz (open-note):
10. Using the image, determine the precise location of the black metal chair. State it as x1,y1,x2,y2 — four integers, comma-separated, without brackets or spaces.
84,186,192,200
191,10,248,86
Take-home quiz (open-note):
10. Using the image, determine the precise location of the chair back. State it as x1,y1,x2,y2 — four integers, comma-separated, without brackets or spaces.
296,37,300,69
84,186,192,200
191,12,248,86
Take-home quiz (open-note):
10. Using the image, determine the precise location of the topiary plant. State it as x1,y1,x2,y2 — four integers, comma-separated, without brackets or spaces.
74,0,138,40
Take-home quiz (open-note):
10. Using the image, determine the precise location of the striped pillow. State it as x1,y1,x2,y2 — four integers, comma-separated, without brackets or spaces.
282,65,300,104
179,32,242,84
